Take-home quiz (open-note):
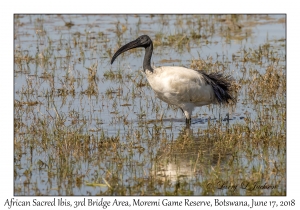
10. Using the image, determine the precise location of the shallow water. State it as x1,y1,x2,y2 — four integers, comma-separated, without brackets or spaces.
14,14,286,195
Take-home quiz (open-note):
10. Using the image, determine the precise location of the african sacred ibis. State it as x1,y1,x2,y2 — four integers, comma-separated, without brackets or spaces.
111,35,235,124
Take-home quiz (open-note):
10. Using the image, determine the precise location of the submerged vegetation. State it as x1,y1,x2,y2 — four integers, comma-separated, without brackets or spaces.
14,14,285,195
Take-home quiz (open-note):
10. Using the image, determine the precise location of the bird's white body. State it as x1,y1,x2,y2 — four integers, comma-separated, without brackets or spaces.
111,35,234,124
145,66,216,120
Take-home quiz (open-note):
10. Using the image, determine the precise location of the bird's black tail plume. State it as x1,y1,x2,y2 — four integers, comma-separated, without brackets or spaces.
199,71,236,104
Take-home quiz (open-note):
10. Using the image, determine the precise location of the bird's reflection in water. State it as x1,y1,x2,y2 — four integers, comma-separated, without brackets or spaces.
152,126,231,185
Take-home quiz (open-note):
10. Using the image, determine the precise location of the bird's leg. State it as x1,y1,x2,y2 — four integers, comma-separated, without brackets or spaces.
180,107,191,125
180,108,185,121
186,118,191,125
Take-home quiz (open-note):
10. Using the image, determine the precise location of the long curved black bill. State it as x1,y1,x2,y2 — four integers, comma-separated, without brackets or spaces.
111,39,141,64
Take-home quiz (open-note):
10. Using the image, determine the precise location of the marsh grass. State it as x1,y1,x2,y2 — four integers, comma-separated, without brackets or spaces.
14,14,285,195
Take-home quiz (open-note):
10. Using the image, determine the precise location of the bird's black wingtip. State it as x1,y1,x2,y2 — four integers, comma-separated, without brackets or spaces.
200,71,236,105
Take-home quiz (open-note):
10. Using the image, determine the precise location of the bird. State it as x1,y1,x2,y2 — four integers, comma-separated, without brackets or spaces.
111,35,235,125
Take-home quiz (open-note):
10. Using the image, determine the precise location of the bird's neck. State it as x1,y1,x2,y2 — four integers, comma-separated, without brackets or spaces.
143,43,154,73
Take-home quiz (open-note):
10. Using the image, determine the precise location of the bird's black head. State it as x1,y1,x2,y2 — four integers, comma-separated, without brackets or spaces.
134,35,152,48
111,35,152,64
